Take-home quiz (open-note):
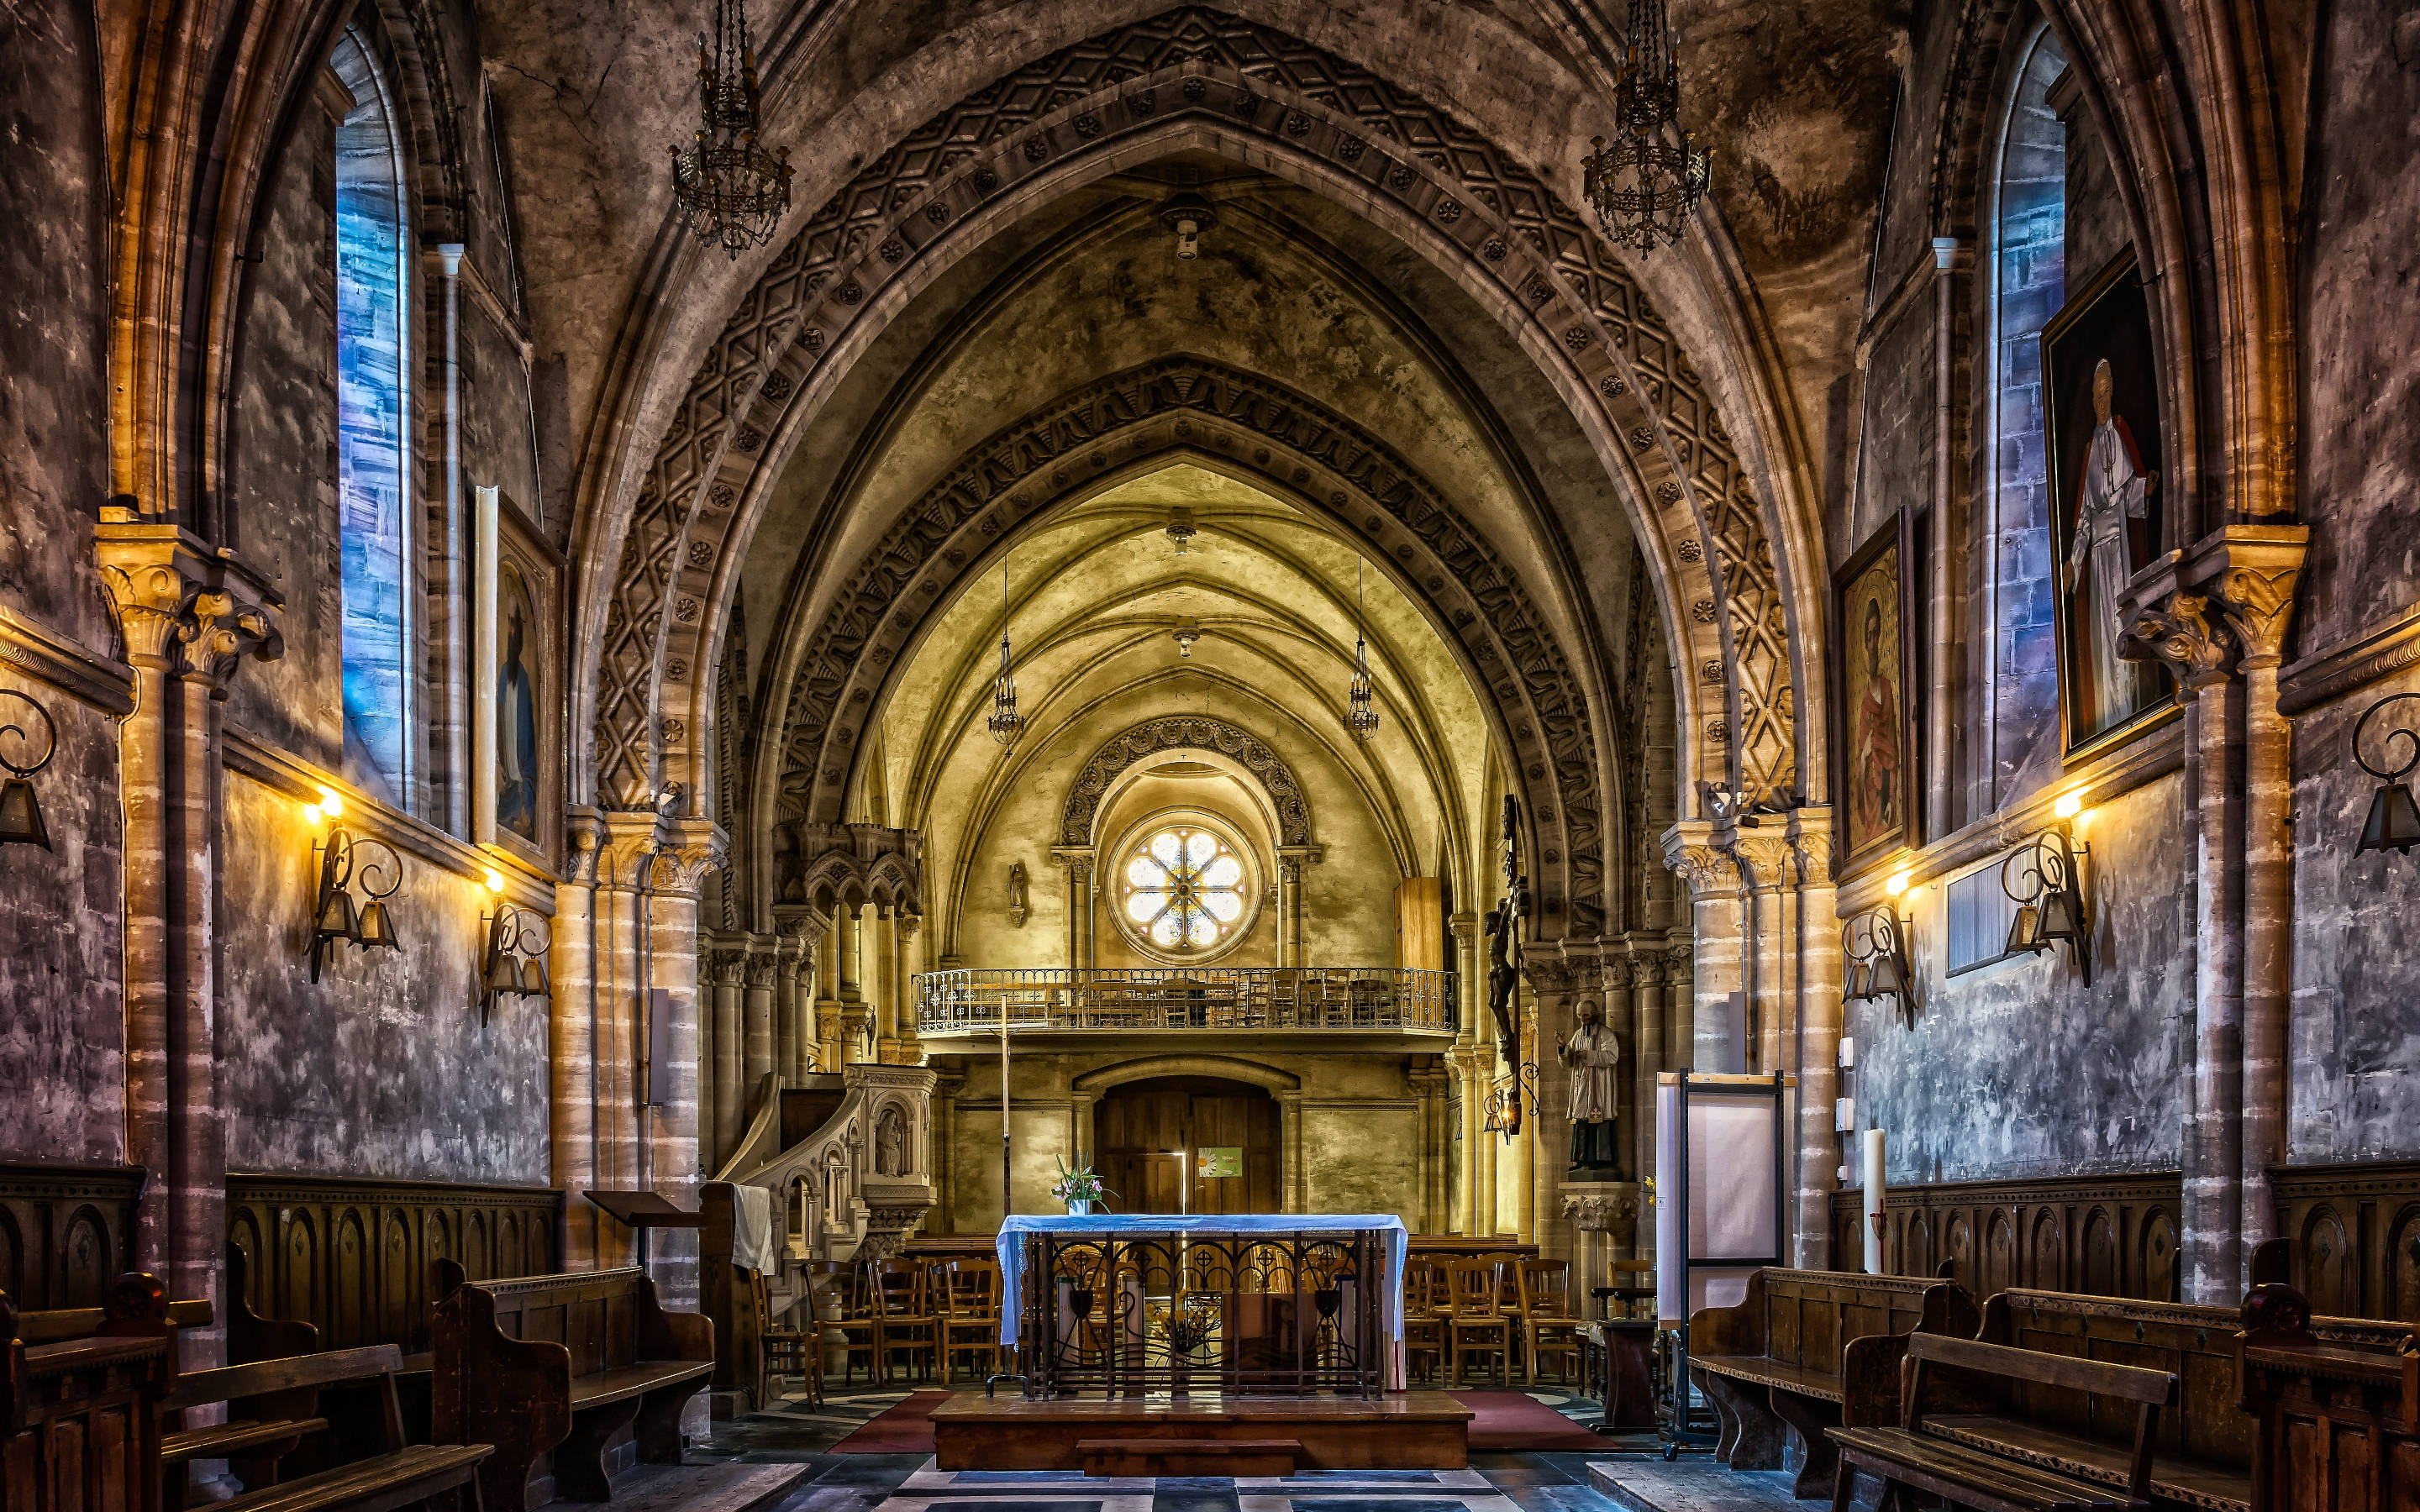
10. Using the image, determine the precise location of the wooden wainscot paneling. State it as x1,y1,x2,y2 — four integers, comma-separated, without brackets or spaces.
0,1163,146,1310
2271,1160,2420,1325
1829,1169,2183,1301
224,1173,563,1356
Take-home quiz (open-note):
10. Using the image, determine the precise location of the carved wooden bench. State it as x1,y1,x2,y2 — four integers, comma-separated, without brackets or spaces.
1830,1331,2179,1511
161,1344,492,1512
429,1261,713,1510
1685,1266,1979,1497
3,1273,184,1512
2233,1282,2418,1512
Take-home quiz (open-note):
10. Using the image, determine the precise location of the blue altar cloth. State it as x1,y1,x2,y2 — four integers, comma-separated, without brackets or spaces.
992,1213,1409,1348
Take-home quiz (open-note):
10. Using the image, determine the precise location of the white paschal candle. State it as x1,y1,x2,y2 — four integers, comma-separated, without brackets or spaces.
1861,1127,1886,1274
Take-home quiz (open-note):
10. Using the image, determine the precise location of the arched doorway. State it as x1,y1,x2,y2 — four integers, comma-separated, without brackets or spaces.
1095,1076,1280,1215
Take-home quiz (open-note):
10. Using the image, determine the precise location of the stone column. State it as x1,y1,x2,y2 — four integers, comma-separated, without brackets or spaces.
97,520,282,1370
839,905,863,1005
743,939,778,1107
1053,850,1095,970
1277,1090,1307,1211
593,815,660,1268
1449,1044,1488,1235
1276,848,1319,967
1735,834,1798,1075
554,811,605,1268
1561,1183,1642,1302
647,818,726,1306
1449,911,1481,1040
1665,821,1743,1074
889,913,923,1064
708,943,745,1172
1628,942,1666,1207
1929,237,1975,842
1665,943,1696,1068
1788,810,1841,1269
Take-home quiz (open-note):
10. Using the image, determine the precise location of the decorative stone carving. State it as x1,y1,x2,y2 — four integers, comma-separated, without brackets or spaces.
1060,713,1312,848
2130,591,2233,688
2215,564,2302,666
774,822,923,914
1562,1184,1642,1246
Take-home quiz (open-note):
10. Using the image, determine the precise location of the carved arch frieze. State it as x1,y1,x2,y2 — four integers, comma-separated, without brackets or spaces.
1061,715,1313,849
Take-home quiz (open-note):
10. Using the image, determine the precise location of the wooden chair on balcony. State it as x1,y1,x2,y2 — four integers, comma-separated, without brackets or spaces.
805,1261,880,1388
1516,1259,1586,1385
1445,1257,1512,1387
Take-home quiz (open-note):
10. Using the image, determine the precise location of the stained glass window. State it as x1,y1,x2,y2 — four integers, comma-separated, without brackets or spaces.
1119,826,1248,953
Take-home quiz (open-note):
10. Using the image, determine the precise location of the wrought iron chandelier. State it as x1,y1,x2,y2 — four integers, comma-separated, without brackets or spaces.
1343,559,1380,743
987,561,1025,748
668,0,793,259
1581,0,1712,254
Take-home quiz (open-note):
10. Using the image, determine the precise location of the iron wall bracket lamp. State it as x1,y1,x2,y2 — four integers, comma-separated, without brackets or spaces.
480,902,551,1024
2351,691,2420,855
0,689,58,851
1480,1060,1540,1146
1841,904,1916,1028
311,827,402,982
2002,827,2093,986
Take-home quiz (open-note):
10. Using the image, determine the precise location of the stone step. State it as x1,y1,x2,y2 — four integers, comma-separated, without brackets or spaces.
1076,1436,1302,1478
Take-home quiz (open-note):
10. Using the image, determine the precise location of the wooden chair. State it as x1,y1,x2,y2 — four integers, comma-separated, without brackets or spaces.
1484,1251,1527,1374
871,1257,939,1384
1403,1263,1447,1384
939,1260,1005,1383
1516,1259,1585,1385
804,1262,879,1388
753,1270,819,1408
1445,1258,1512,1387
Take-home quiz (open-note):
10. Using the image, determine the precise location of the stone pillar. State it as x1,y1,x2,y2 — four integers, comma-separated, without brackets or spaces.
647,819,726,1307
1628,941,1667,1210
1054,850,1095,969
593,815,660,1268
1788,810,1841,1269
1929,237,1975,842
554,811,605,1268
839,905,862,1005
1277,1090,1307,1211
1736,834,1797,1075
708,943,745,1172
743,938,777,1105
97,520,282,1371
1276,848,1319,967
1665,821,1743,1074
1665,943,1696,1068
1449,911,1481,1040
890,914,923,1064
1561,1183,1642,1304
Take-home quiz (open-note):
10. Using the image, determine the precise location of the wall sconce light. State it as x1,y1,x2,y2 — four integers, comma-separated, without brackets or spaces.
2351,691,2420,854
310,827,402,982
480,900,550,1024
1480,1061,1539,1145
2002,824,2092,985
0,689,59,850
1841,895,1915,1028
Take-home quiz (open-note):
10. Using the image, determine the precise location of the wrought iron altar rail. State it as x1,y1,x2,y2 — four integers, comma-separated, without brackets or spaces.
1020,1227,1385,1398
914,967,1455,1033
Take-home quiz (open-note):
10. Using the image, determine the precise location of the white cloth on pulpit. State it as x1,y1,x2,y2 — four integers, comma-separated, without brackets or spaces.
733,1184,778,1274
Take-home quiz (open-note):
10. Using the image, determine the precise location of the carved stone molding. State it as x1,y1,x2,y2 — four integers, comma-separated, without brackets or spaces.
1561,1180,1641,1248
2215,564,2302,668
775,822,923,915
2130,591,2233,689
1059,713,1313,847
95,522,285,690
1734,832,1799,892
652,817,729,898
1662,822,1739,901
708,948,748,985
744,948,781,990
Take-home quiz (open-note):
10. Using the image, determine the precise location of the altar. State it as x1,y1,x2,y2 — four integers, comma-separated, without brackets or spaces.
934,1214,1466,1474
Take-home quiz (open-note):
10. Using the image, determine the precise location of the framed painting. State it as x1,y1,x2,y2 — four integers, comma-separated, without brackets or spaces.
1833,510,1918,877
474,486,563,864
2043,247,2175,760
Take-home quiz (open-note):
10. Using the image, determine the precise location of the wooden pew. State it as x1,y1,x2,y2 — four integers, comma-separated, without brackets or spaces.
2235,1282,2420,1512
1828,1331,2179,1511
429,1262,712,1510
1686,1267,1980,1498
3,1273,180,1512
159,1346,490,1512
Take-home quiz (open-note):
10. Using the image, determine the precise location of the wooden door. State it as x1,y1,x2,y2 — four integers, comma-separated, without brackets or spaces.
1094,1077,1281,1215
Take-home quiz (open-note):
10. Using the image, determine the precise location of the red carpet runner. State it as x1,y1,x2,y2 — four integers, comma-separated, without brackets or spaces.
828,1389,1602,1455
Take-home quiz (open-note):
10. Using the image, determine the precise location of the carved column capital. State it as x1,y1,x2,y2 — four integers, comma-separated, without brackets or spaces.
1448,911,1479,944
1787,806,1834,887
708,947,748,985
96,521,285,689
1560,1183,1642,1243
650,816,729,897
2131,591,2233,688
1050,847,1096,880
1601,956,1634,991
2214,564,2302,669
563,807,607,885
744,946,781,990
1734,832,1799,892
1661,821,1739,901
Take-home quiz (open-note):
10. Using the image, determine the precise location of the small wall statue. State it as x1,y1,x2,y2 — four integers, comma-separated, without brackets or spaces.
874,1104,908,1176
1558,996,1622,1171
1007,861,1028,927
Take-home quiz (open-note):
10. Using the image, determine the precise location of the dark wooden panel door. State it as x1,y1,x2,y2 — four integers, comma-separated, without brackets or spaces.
1094,1077,1281,1215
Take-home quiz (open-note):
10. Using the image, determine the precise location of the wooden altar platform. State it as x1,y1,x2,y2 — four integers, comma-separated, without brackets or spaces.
929,1391,1474,1473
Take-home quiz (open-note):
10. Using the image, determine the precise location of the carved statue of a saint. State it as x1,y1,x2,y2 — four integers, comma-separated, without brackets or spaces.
1558,997,1621,1170
1483,889,1524,1071
874,1105,906,1177
2065,358,2158,733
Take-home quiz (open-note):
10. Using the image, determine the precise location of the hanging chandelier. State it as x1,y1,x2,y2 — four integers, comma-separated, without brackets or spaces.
987,562,1025,748
668,0,793,260
1580,0,1712,254
1343,559,1380,743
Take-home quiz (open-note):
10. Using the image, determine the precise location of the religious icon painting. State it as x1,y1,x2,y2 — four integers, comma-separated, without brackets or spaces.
2043,247,2175,759
1833,510,1918,878
474,486,563,864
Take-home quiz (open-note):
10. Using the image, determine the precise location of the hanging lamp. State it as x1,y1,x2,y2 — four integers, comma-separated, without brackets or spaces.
987,560,1025,748
1580,0,1712,254
1343,559,1381,743
668,0,793,259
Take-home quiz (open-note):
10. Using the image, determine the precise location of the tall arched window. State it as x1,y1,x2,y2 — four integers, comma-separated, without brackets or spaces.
1981,19,2067,805
331,30,413,806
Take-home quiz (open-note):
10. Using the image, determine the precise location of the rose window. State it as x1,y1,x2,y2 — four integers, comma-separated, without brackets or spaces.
1121,826,1248,952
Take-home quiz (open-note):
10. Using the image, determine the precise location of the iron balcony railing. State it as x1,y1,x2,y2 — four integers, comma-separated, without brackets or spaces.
913,967,1457,1034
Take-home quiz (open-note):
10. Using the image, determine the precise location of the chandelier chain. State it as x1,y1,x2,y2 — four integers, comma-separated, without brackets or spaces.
1580,0,1712,255
1344,557,1381,743
988,559,1025,748
668,0,793,259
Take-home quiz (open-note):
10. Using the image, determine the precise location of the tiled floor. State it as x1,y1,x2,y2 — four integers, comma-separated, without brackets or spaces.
692,1386,1684,1512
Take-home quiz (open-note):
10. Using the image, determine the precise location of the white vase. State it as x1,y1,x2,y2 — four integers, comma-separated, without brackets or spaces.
1066,1199,1092,1216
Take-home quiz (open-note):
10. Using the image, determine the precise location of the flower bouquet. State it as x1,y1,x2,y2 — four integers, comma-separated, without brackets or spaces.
1050,1158,1112,1215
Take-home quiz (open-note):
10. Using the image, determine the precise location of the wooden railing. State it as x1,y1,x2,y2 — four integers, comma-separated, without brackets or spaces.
913,967,1457,1034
